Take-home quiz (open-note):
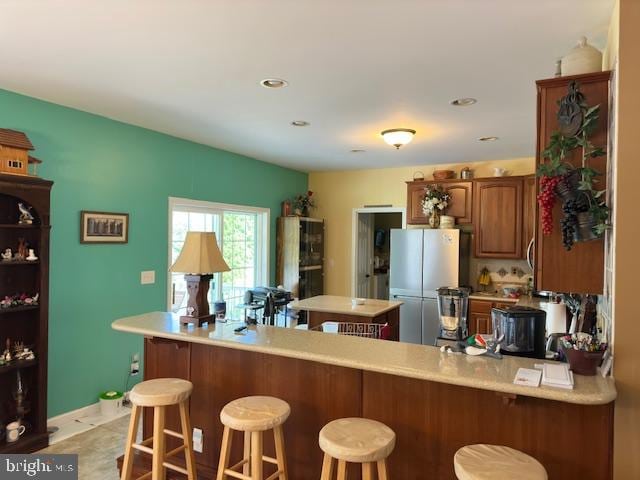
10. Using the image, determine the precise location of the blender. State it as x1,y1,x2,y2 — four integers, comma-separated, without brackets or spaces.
437,287,470,343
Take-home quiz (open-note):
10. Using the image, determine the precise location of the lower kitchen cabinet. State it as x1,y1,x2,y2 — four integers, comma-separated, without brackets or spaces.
468,299,515,335
469,311,491,335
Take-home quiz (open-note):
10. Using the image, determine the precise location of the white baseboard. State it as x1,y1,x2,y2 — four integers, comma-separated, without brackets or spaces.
47,393,131,445
47,402,101,430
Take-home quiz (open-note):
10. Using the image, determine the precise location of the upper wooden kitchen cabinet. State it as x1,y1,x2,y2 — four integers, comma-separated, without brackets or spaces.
473,178,523,258
535,72,610,295
406,180,473,225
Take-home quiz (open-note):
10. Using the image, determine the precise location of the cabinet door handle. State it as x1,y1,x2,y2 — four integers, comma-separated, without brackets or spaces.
526,237,535,270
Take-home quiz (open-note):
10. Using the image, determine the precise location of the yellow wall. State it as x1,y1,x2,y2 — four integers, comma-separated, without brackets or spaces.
309,157,535,296
610,1,640,478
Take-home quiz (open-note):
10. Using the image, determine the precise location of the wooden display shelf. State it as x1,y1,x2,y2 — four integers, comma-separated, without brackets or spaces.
0,224,40,229
0,305,39,315
0,358,38,375
0,261,40,266
0,432,49,454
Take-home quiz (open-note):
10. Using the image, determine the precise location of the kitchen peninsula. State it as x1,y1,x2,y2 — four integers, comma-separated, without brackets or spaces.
112,312,616,479
291,295,402,340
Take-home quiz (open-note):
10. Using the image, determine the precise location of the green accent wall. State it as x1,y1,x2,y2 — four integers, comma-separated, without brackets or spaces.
0,89,308,417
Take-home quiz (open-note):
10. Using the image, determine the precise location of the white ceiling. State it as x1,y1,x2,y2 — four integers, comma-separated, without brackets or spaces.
0,0,613,172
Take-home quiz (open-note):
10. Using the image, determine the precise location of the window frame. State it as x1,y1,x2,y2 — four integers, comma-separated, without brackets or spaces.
167,196,270,312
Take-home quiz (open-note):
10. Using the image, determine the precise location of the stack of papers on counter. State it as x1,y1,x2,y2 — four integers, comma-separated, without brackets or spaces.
513,368,542,387
541,363,574,390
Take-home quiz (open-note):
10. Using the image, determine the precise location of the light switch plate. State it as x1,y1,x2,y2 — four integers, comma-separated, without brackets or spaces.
193,428,203,453
140,270,155,285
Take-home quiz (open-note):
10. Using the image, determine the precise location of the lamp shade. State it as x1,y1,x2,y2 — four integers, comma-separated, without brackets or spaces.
170,231,230,274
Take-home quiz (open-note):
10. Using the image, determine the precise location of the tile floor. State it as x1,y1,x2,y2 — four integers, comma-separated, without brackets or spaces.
39,415,133,480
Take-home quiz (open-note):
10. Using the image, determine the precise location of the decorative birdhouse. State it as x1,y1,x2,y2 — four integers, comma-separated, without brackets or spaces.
0,129,34,176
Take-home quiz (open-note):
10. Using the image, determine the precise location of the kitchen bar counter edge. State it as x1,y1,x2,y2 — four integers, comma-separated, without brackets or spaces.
112,311,616,406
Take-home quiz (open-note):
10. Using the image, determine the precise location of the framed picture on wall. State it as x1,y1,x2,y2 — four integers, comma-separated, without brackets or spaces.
80,211,129,244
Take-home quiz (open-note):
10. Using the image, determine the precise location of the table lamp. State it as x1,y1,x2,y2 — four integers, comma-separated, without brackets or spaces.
170,231,230,326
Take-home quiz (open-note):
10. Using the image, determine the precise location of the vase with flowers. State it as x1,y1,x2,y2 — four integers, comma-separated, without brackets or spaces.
421,185,450,228
292,190,315,217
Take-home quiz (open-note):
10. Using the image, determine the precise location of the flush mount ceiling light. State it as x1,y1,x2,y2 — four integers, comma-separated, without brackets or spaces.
450,97,477,106
260,78,289,88
381,128,416,149
291,120,310,127
478,136,499,142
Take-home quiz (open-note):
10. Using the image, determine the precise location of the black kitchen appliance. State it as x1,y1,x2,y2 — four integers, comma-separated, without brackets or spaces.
491,306,546,359
243,287,293,326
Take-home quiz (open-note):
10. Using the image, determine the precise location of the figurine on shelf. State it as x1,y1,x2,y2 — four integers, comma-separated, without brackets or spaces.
26,249,38,261
1,248,11,261
16,238,27,260
14,345,35,361
18,203,34,225
23,293,39,306
2,338,12,362
0,296,15,308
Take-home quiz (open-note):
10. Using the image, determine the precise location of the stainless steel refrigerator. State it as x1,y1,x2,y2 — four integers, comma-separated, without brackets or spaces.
389,229,468,345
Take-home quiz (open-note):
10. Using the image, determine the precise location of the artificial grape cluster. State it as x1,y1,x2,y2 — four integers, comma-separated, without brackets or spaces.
537,176,562,235
560,197,589,250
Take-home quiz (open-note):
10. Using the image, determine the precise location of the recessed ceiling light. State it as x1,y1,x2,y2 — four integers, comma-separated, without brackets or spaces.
260,78,289,88
478,136,499,142
450,97,477,106
291,120,310,127
350,149,366,153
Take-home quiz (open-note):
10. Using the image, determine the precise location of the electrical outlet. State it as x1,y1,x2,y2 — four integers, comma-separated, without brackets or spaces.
130,353,140,376
140,270,155,285
193,428,203,453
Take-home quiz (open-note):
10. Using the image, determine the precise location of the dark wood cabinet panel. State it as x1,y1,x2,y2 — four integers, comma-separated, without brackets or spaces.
127,337,613,480
442,182,473,223
406,180,473,225
186,343,362,480
473,178,523,258
535,72,610,294
142,338,191,453
362,371,613,480
407,181,430,224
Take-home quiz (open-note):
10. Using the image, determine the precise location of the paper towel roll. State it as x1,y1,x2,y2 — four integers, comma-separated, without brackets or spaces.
544,302,567,334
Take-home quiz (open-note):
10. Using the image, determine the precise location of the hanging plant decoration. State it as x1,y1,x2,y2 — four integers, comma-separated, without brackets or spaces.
537,81,609,251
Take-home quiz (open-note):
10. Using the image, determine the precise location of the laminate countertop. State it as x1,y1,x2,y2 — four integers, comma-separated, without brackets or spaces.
112,312,616,406
290,295,402,317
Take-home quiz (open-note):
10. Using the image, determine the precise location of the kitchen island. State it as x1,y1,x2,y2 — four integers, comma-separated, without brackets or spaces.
290,295,402,340
113,312,616,479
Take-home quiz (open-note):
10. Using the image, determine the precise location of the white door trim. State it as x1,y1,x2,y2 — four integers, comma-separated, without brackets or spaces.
351,207,407,297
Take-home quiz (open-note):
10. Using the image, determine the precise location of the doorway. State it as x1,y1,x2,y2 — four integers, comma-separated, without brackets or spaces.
352,207,406,299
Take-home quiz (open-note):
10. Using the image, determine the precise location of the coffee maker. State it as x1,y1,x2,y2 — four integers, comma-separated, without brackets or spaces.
436,287,470,343
491,306,547,359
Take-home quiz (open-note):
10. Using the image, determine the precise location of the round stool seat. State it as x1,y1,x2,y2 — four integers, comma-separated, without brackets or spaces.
319,418,395,463
220,396,290,432
129,378,193,407
454,444,547,480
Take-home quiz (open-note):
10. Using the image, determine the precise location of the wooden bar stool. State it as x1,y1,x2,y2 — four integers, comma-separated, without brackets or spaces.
454,444,548,480
121,378,197,480
319,418,395,480
216,395,290,480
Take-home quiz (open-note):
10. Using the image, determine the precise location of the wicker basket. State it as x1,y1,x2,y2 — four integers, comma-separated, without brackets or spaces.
433,170,455,180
